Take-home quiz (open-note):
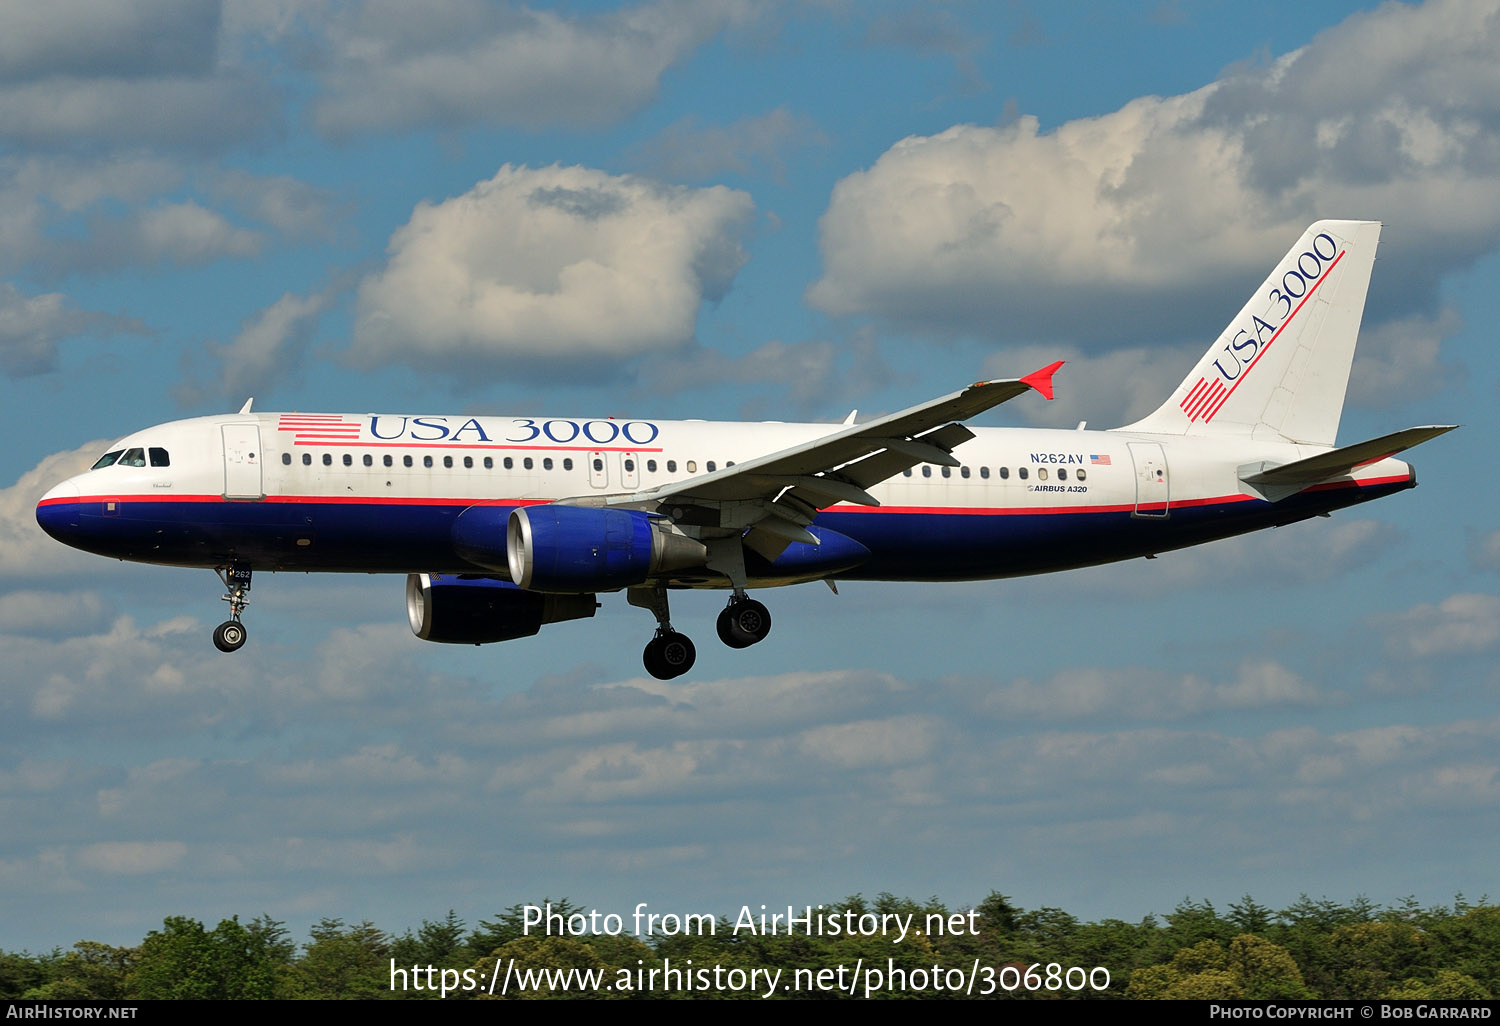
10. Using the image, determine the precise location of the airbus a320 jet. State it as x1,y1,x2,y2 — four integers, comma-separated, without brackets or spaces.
37,221,1454,679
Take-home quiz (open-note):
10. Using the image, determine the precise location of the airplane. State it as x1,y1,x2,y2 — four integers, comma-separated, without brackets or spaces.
35,220,1455,680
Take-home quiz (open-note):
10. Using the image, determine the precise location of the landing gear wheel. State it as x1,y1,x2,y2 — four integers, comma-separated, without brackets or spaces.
643,631,696,680
716,598,771,649
213,620,247,653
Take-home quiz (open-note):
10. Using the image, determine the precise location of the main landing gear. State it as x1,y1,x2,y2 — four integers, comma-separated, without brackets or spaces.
629,586,773,681
629,586,695,680
213,563,251,653
716,596,771,649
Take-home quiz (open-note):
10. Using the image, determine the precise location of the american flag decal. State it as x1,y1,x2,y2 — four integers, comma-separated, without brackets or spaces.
1089,454,1111,466
1180,376,1230,423
278,414,363,442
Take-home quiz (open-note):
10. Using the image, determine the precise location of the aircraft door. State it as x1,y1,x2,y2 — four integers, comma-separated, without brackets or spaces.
222,424,265,500
620,451,640,490
588,451,609,489
1128,442,1169,518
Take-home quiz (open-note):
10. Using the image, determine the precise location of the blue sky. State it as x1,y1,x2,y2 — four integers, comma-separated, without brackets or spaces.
2,0,1498,951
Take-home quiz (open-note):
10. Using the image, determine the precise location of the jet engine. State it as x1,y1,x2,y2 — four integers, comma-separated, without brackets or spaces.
505,505,707,593
405,573,596,644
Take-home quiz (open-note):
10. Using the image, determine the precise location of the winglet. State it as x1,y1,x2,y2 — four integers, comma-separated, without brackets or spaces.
1019,361,1064,401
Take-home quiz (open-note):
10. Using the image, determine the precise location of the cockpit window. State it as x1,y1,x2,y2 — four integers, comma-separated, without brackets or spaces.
91,449,124,469
149,447,170,468
120,448,146,467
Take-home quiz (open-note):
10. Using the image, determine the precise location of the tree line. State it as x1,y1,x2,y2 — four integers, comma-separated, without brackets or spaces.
3,893,1495,999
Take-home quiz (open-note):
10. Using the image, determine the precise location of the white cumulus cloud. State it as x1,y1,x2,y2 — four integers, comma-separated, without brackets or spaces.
313,0,753,136
351,164,753,374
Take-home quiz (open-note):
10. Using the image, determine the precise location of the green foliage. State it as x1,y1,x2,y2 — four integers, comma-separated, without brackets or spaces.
1227,934,1312,999
1128,935,1307,1000
281,918,394,1000
21,941,135,1000
1385,969,1492,1000
1227,894,1274,935
131,915,290,1000
392,909,471,972
1,949,59,999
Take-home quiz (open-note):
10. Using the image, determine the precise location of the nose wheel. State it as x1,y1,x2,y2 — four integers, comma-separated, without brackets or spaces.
213,619,247,652
213,564,252,654
717,597,771,649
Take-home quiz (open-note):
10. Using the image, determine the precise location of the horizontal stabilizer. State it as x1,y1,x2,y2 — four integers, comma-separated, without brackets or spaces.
1241,425,1457,487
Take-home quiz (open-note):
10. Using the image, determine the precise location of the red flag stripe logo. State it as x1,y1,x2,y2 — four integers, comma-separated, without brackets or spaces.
278,415,362,440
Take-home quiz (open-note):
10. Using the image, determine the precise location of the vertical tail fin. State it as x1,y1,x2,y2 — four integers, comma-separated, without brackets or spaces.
1119,220,1381,446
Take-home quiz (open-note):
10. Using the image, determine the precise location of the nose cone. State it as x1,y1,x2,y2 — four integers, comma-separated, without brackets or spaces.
36,478,81,544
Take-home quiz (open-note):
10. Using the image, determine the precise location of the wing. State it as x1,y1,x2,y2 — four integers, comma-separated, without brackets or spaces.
578,362,1062,559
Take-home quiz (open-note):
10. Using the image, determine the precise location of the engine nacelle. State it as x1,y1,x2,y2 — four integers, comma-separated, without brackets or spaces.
406,573,596,645
506,505,706,593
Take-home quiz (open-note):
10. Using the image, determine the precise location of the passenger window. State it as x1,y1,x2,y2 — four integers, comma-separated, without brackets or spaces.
322,453,332,466
1018,467,1028,480
543,457,553,471
686,460,697,473
403,455,413,468
667,460,677,473
523,457,533,470
903,468,912,477
1038,468,1047,481
999,467,1009,479
443,456,453,468
980,466,990,479
384,455,393,468
941,466,951,478
149,447,170,467
591,457,602,472
424,456,433,468
503,457,513,470
343,454,353,466
624,458,635,472
364,454,373,467
302,453,312,466
961,466,970,479
563,458,573,471
1058,468,1067,481
922,466,931,478
647,459,657,472
726,461,735,467
282,453,291,465
1077,469,1087,481
706,461,716,472
91,449,124,469
121,448,146,467
463,456,473,469
483,457,492,469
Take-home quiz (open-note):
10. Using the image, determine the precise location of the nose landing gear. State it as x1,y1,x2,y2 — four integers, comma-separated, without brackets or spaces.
213,564,251,653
